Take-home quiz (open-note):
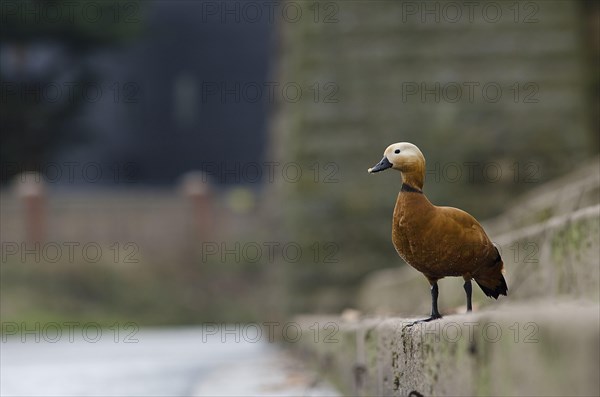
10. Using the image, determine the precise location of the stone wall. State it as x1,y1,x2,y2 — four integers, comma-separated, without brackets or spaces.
293,303,600,396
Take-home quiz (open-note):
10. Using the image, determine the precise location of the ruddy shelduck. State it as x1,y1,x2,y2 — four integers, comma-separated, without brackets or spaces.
369,142,507,321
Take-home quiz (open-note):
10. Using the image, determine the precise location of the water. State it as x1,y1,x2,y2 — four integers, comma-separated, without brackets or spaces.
1,326,339,396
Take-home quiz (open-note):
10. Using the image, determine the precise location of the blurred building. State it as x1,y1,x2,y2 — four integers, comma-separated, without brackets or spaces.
1,1,273,186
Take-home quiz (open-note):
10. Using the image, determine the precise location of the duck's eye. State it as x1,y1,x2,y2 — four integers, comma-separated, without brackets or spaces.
394,149,401,154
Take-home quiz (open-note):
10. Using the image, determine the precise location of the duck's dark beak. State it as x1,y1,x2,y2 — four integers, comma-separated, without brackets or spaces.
368,157,393,173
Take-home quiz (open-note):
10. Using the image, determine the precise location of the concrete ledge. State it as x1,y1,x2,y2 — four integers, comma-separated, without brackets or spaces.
292,302,600,396
484,157,599,236
495,204,600,303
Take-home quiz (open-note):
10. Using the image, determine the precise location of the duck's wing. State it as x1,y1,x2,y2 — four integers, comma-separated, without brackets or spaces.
432,206,498,267
436,206,507,293
436,206,491,243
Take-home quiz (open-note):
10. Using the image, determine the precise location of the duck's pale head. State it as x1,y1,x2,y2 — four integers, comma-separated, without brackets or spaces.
368,142,426,188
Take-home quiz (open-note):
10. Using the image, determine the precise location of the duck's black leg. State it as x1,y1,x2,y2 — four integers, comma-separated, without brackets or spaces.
464,279,472,312
408,279,442,326
429,281,442,320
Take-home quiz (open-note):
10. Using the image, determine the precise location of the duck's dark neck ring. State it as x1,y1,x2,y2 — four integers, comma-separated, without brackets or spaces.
401,183,423,194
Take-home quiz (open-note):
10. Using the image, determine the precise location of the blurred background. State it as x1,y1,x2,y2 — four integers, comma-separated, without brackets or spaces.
3,0,598,323
0,0,598,395
0,1,599,324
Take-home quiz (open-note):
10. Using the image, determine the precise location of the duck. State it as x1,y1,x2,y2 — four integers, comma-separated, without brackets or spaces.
368,142,507,321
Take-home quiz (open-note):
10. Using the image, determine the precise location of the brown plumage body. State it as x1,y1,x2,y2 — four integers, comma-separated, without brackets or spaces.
369,142,507,319
393,188,505,296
